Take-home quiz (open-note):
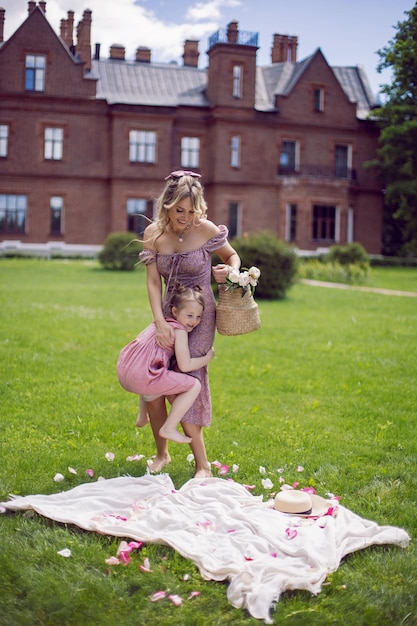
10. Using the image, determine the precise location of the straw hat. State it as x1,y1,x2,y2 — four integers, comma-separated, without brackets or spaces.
274,490,329,517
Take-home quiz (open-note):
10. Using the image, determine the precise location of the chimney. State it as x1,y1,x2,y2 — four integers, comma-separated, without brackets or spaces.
183,40,199,67
60,10,74,50
0,8,5,44
271,33,298,63
109,44,125,60
227,21,238,43
76,9,92,72
94,43,101,60
28,1,36,14
39,1,46,12
135,46,151,63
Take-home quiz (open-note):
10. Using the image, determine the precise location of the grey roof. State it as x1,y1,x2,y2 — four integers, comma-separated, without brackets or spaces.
91,58,209,107
332,65,377,119
90,52,377,119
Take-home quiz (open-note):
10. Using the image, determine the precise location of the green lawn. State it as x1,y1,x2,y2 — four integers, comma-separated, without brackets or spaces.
0,259,416,625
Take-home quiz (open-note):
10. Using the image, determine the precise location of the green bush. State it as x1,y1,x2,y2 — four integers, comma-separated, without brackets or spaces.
297,259,369,284
98,232,143,271
326,242,369,269
229,231,298,299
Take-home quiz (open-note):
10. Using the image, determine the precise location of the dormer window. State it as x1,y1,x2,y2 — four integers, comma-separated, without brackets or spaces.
25,54,46,92
232,65,242,98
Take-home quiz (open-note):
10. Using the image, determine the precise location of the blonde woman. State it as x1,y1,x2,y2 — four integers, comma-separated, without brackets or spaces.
140,170,240,477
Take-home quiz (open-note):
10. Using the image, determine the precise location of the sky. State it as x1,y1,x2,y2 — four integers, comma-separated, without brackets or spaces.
1,0,414,97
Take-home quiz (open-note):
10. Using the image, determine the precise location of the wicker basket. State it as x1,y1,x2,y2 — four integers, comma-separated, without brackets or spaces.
216,284,261,336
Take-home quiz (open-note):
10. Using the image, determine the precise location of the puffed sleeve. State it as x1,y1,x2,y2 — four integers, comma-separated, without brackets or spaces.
204,224,229,253
139,248,156,265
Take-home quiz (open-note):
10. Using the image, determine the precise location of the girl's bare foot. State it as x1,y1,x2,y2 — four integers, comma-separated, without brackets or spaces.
159,426,192,444
194,466,212,479
147,454,171,473
136,411,149,428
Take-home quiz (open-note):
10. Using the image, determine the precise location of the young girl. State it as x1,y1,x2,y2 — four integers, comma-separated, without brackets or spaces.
117,284,214,445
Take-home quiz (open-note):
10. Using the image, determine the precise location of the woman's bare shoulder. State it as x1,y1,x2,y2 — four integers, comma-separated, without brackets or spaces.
197,219,219,237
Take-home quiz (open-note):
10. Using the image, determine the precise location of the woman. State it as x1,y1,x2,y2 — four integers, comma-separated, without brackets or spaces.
140,170,240,477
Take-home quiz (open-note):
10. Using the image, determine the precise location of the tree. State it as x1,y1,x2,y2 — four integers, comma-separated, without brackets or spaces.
369,3,417,256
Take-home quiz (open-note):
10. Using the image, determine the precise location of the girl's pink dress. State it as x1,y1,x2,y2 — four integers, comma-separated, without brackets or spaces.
140,225,228,426
117,318,196,398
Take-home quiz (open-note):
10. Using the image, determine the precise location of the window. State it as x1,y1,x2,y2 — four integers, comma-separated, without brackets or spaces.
129,131,156,163
25,54,46,92
312,205,336,242
285,203,297,241
313,87,324,112
0,194,27,234
181,137,200,168
231,135,240,168
44,127,63,160
50,196,63,235
232,65,242,98
335,144,351,178
228,202,240,239
127,198,148,236
279,140,298,173
0,125,9,157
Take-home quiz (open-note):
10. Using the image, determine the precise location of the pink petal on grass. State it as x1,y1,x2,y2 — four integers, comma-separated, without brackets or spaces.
126,454,145,462
85,469,94,477
301,487,316,494
188,591,201,599
296,465,304,472
139,557,153,572
150,590,166,602
218,464,229,475
105,556,120,565
211,460,222,468
168,594,184,606
243,484,256,490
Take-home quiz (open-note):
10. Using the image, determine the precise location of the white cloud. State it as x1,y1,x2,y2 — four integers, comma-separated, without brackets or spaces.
0,0,237,64
186,0,241,22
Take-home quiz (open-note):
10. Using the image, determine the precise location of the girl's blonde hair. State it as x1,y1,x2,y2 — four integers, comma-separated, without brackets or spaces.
145,172,207,246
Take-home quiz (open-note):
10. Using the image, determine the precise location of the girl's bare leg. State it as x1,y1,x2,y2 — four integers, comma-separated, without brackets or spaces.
159,380,201,444
146,397,171,473
136,396,149,427
181,422,212,478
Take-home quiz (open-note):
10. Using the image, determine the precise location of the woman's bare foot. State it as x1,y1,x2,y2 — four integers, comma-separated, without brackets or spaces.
194,466,212,479
159,426,192,444
136,411,149,427
147,454,171,473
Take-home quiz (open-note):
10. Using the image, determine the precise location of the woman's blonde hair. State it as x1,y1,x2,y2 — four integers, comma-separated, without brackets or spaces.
145,172,207,246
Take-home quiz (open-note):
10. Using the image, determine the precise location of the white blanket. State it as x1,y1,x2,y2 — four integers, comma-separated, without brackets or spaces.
1,475,410,623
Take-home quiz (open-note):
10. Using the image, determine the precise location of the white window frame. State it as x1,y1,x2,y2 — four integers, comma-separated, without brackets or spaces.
0,124,9,157
25,54,46,92
231,135,240,168
44,127,63,160
181,136,200,168
232,65,242,99
129,130,156,163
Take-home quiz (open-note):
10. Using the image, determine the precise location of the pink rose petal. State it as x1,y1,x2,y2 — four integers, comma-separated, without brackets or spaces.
105,556,120,565
285,528,298,540
168,594,183,606
85,469,94,477
150,590,166,602
188,591,201,599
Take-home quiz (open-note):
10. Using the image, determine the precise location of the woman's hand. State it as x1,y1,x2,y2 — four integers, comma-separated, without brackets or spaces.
155,319,175,349
212,263,230,283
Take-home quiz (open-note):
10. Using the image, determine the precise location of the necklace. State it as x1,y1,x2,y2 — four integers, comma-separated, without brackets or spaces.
170,222,191,242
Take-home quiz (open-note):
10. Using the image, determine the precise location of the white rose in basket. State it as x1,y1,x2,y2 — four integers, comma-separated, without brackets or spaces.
225,266,261,296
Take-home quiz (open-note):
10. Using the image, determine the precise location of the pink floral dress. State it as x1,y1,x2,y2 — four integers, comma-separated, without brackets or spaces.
140,225,228,426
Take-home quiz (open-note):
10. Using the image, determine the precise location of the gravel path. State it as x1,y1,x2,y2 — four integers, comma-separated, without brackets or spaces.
300,279,417,298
